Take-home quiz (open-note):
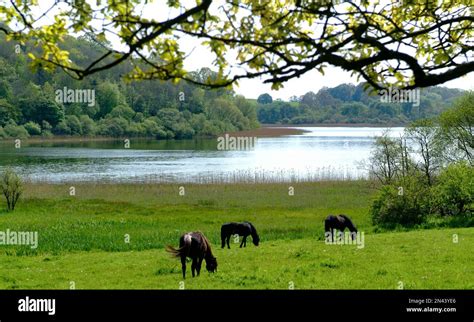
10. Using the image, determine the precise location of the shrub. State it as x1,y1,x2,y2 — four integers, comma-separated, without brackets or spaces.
24,121,42,135
109,104,135,120
97,117,128,137
0,168,23,211
79,115,96,136
433,162,473,216
3,122,30,139
66,115,82,135
370,176,430,228
0,126,6,139
53,120,71,135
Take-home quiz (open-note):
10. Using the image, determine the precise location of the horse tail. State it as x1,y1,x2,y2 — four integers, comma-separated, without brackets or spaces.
165,245,182,258
166,234,192,258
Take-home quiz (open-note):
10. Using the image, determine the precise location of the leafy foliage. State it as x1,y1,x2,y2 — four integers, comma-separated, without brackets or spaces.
0,34,258,139
433,162,473,216
370,176,430,228
0,1,472,90
0,168,23,211
257,84,465,125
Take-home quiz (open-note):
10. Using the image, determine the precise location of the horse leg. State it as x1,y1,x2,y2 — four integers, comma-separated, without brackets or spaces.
197,256,203,276
191,258,197,278
221,235,226,248
227,236,231,249
181,256,186,279
324,220,332,242
240,236,245,248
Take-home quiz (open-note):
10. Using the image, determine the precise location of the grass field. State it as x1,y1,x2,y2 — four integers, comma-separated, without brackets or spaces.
0,181,472,289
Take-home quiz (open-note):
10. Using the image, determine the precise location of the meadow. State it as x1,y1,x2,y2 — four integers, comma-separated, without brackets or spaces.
0,181,472,289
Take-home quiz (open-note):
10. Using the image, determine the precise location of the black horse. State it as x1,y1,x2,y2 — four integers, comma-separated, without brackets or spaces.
221,222,260,249
166,231,217,279
324,214,358,242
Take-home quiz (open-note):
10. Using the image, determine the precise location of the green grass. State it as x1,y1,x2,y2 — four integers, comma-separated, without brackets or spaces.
0,181,472,289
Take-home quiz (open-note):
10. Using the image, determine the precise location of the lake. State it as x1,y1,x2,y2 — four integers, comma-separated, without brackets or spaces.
0,127,404,183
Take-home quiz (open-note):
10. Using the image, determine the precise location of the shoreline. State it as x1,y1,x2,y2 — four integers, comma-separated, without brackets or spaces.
0,123,404,144
262,123,406,128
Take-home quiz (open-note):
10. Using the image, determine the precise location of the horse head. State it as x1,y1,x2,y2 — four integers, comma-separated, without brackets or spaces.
206,256,218,273
252,234,260,246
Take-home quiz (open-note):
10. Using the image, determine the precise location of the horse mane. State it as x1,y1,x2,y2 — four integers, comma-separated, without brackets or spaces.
244,221,259,239
338,214,357,232
197,231,214,259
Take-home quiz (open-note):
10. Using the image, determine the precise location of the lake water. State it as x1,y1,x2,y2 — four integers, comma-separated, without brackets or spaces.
0,127,404,183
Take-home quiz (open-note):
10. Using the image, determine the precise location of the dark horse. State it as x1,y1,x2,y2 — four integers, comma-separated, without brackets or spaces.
324,214,358,242
221,222,260,249
166,231,217,279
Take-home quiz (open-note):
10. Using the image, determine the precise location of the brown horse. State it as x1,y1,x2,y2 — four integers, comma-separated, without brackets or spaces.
166,231,217,279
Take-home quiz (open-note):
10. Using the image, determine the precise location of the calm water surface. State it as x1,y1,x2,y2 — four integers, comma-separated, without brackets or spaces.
0,127,404,183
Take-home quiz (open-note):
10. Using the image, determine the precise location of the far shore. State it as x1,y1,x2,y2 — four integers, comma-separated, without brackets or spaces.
0,123,405,144
262,123,406,128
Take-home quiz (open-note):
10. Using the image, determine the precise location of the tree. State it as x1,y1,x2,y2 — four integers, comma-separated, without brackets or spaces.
438,92,474,165
1,1,472,89
0,168,23,211
19,97,64,127
257,93,273,105
0,98,20,126
96,82,122,118
405,119,443,186
368,131,404,184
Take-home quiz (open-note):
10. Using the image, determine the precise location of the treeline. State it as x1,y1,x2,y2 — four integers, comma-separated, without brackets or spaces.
256,84,465,125
367,92,473,229
0,33,259,139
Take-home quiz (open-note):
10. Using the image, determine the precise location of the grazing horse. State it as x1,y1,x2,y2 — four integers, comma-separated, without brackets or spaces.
221,221,260,249
324,214,358,242
166,231,217,279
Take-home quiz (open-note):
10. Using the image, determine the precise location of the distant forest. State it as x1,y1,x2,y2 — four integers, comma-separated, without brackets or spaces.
256,85,465,125
0,33,466,139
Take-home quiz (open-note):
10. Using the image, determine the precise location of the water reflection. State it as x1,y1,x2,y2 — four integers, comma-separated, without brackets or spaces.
0,127,404,183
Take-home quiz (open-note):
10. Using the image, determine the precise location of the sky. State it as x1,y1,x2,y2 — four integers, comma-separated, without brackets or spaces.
179,38,474,101
24,0,474,100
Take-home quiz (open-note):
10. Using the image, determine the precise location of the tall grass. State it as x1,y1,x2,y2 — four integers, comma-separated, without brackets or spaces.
0,181,377,255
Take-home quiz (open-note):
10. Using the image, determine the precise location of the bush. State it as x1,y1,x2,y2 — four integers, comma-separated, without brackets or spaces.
109,104,135,120
370,176,430,228
97,117,128,137
0,126,6,139
433,163,473,216
53,120,71,135
24,121,42,135
3,122,30,139
79,115,96,136
66,115,82,135
0,168,23,211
